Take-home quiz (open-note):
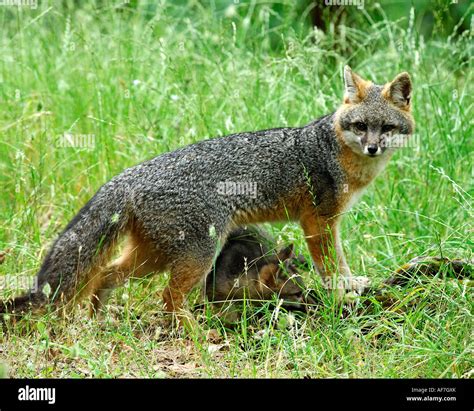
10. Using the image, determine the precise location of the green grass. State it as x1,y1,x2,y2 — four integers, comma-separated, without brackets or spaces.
0,1,472,378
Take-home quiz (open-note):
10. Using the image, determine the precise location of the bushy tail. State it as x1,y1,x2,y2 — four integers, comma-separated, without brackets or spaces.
0,182,129,318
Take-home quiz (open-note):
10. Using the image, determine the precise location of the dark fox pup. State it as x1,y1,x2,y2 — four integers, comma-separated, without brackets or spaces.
0,66,414,320
205,226,316,312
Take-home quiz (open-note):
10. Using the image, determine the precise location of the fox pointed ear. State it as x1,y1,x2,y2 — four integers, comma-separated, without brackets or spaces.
277,244,295,262
385,72,412,110
343,65,368,104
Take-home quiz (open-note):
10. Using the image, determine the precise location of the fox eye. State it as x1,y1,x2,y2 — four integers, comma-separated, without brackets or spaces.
354,122,367,132
382,124,395,133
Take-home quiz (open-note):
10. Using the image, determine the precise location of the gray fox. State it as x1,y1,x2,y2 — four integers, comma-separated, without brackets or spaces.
204,226,316,312
204,228,474,319
0,66,414,319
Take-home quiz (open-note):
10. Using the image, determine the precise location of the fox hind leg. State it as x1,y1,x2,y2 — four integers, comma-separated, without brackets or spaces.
89,230,166,316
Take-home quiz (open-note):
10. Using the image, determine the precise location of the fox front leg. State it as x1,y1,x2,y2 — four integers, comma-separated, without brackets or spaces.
300,214,369,299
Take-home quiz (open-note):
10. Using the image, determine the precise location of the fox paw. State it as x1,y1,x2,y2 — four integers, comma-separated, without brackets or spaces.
327,275,371,303
347,275,371,294
342,276,371,304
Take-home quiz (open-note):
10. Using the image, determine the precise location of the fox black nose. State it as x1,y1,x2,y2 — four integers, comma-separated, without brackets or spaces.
367,145,378,155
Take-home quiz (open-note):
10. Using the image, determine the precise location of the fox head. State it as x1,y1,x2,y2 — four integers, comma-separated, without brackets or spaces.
258,244,316,311
335,66,415,158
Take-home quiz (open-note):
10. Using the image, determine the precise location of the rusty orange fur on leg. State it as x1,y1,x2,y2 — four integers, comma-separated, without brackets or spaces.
89,226,167,317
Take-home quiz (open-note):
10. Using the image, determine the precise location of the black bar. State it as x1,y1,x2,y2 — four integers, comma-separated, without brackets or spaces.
0,379,471,410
